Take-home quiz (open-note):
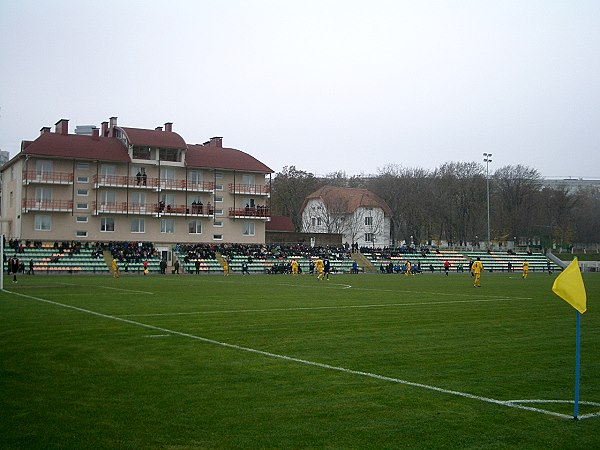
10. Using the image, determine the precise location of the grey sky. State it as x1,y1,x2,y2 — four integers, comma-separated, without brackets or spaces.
1,0,599,178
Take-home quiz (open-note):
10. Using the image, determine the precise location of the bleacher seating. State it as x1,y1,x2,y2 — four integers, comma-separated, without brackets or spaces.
3,246,109,274
362,248,561,273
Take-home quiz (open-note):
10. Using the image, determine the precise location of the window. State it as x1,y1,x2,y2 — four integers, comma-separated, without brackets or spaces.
77,162,90,171
132,146,151,160
215,172,223,179
160,167,175,181
317,217,322,226
131,192,146,206
36,160,53,176
213,234,223,240
365,233,375,242
77,176,89,183
242,174,255,185
188,220,202,234
77,203,88,210
214,196,223,203
131,218,145,233
76,231,88,238
213,220,223,227
243,222,255,236
159,148,178,162
77,189,89,196
311,217,316,227
100,191,116,205
189,170,202,183
100,164,116,176
35,187,52,202
365,216,373,226
160,193,175,207
34,215,51,231
215,184,223,191
76,216,88,223
160,219,175,234
215,209,224,216
100,218,115,232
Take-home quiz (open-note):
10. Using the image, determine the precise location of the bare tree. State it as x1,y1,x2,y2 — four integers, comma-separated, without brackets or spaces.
271,166,323,231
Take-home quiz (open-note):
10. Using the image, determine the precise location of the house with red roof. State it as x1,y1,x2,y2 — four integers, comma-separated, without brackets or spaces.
300,186,391,247
1,117,273,245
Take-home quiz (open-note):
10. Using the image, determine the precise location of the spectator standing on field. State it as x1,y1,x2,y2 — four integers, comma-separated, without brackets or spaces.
28,258,35,275
174,259,180,274
443,260,450,276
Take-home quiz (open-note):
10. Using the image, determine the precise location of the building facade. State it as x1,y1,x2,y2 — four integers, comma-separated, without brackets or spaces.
300,186,391,248
1,117,273,244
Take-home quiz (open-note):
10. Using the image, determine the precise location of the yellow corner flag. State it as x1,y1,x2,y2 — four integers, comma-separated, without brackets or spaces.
552,258,587,314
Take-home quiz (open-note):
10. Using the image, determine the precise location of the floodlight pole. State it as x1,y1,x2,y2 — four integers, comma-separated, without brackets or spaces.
483,153,492,249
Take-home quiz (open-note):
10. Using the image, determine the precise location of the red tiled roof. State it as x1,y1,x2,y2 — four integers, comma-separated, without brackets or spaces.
266,216,295,232
303,186,392,216
119,127,187,149
21,132,130,162
186,144,273,173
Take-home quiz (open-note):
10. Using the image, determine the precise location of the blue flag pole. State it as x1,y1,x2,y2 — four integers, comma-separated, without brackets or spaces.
574,311,581,419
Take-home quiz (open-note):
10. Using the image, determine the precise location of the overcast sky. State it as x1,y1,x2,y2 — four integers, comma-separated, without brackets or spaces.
1,0,599,178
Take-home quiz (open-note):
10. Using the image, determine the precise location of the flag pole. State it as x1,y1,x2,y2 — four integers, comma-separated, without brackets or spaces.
574,311,581,419
547,251,584,419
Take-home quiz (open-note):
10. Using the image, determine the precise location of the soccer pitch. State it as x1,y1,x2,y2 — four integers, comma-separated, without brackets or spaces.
1,272,599,448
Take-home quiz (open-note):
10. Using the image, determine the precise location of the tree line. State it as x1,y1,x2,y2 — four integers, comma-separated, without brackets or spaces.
269,163,600,248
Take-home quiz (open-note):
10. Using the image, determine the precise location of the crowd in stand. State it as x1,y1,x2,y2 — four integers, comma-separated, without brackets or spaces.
104,241,158,263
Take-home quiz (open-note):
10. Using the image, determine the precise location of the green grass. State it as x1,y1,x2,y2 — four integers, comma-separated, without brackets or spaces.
1,272,599,449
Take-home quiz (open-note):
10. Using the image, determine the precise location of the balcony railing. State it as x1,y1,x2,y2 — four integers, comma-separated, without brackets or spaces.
229,183,270,195
93,175,215,192
92,201,215,217
22,199,73,212
22,171,73,185
229,206,271,219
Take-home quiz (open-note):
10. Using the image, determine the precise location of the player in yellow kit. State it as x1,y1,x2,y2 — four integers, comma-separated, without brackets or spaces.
315,258,324,280
291,259,299,276
522,260,529,279
471,257,483,287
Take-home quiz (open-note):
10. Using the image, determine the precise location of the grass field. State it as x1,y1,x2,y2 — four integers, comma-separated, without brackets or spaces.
1,271,599,449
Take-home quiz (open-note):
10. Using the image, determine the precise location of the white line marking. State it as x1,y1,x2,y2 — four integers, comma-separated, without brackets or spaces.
121,297,522,317
144,334,170,338
93,286,155,295
4,289,596,420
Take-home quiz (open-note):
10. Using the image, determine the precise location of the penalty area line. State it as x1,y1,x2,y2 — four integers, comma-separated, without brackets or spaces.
4,289,596,421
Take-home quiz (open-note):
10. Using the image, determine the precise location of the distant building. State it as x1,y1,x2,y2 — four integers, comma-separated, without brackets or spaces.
541,177,600,194
0,150,9,167
301,186,391,247
1,117,273,244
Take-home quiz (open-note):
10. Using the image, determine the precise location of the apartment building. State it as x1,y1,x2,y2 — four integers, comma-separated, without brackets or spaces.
1,117,273,245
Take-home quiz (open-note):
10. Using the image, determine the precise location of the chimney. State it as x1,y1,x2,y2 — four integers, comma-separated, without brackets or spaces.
40,126,51,135
91,127,100,141
55,119,69,135
155,126,163,131
108,116,118,137
164,122,173,132
101,121,109,137
210,136,223,148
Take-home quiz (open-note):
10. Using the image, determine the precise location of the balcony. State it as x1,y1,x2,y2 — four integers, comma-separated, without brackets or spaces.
92,201,215,217
229,183,270,196
93,175,215,192
22,199,73,212
23,171,73,185
229,206,271,220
